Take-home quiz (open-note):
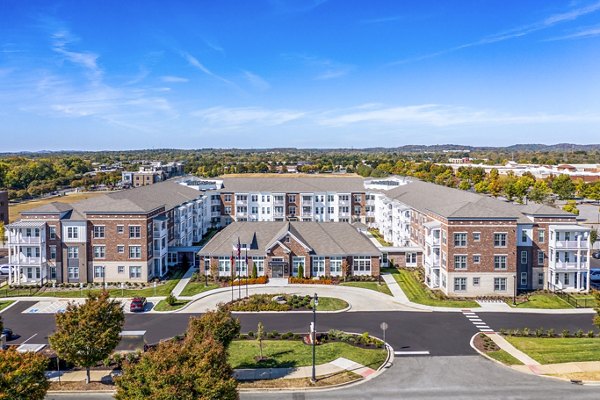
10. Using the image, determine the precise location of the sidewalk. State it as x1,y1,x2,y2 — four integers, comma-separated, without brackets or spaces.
170,265,197,297
234,357,375,381
486,332,540,365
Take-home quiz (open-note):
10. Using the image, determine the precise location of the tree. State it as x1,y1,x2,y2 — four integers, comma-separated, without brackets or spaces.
187,308,240,348
528,180,551,204
552,174,576,200
257,322,265,360
0,221,5,245
0,348,49,400
562,200,580,215
116,334,237,400
49,291,125,384
591,229,597,245
251,263,258,279
298,264,304,279
594,292,600,331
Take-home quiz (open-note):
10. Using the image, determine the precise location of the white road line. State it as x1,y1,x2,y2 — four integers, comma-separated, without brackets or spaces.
477,326,490,329
472,322,487,325
479,328,494,332
21,333,38,344
468,318,483,322
394,351,431,355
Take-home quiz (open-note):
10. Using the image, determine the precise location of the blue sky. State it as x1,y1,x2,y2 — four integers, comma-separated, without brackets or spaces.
1,0,600,151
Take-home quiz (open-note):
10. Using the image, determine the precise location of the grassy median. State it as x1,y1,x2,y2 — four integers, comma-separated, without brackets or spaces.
505,336,600,364
340,281,392,296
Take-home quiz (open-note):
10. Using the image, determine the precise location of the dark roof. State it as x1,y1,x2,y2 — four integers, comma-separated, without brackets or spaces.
219,176,366,193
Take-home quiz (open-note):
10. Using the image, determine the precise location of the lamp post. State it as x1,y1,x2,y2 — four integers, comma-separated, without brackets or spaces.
311,292,319,384
102,266,106,290
513,274,516,305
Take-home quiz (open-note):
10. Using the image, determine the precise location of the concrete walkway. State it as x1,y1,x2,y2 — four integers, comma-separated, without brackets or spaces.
170,265,197,297
46,369,115,382
381,274,410,303
485,332,540,365
234,357,375,381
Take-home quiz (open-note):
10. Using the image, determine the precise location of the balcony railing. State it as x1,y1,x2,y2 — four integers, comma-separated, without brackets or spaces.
553,240,589,249
425,236,441,246
552,261,586,270
8,235,43,245
9,256,44,265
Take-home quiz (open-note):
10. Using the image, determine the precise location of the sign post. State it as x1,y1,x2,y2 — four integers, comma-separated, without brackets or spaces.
380,322,388,346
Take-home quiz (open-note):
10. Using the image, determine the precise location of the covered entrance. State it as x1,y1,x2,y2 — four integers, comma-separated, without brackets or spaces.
269,261,289,278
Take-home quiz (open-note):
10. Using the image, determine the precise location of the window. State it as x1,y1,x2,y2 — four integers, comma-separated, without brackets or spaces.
353,206,361,215
117,225,124,234
224,194,231,202
520,272,527,286
118,266,125,274
288,194,296,203
251,195,258,202
312,256,325,276
330,256,342,276
251,206,258,214
538,273,544,285
473,232,480,242
93,226,105,238
493,233,507,247
494,277,507,291
93,246,106,259
454,277,467,291
328,206,334,214
68,267,79,280
129,266,142,279
453,233,467,247
538,229,545,243
117,245,125,254
67,226,78,239
564,273,570,285
49,245,57,260
494,255,507,270
129,226,141,238
537,251,545,266
67,246,79,259
352,256,371,274
406,252,417,265
454,255,467,269
129,246,142,259
327,194,334,202
94,266,105,278
520,251,527,264
473,255,481,264
49,226,57,240
289,206,296,216
292,256,305,277
218,257,231,273
473,277,480,286
253,257,264,274
520,230,528,243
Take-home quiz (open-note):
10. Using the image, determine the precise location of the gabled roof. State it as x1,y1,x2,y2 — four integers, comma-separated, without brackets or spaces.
265,222,312,252
199,222,380,257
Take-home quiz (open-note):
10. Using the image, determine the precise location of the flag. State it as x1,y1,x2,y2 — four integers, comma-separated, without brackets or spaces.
237,237,241,260
230,252,234,279
245,248,249,276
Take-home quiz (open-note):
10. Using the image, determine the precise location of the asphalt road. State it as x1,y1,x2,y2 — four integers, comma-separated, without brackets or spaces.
3,301,598,356
45,356,600,400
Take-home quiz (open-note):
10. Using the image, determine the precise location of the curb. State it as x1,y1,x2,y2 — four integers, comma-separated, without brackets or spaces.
0,300,19,314
469,332,600,386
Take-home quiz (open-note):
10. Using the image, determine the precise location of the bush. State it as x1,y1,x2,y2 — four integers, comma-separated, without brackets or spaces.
247,331,255,338
269,330,279,338
547,329,555,338
576,329,584,338
166,294,176,306
522,328,530,337
561,329,570,338
587,330,595,338
535,327,544,338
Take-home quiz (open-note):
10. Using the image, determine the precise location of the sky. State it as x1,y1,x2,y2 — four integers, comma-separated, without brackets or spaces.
1,0,600,151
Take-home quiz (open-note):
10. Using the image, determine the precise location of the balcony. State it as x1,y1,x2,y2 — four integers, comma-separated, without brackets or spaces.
552,261,587,270
10,255,44,266
8,235,43,245
236,199,248,206
425,235,441,246
273,199,285,206
553,240,589,249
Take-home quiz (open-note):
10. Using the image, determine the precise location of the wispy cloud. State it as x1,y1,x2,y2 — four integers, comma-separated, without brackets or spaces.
161,75,189,83
317,104,600,127
191,106,305,128
388,1,600,65
51,29,102,82
547,24,600,40
284,53,354,80
360,15,405,24
203,38,225,54
242,70,271,91
181,51,236,87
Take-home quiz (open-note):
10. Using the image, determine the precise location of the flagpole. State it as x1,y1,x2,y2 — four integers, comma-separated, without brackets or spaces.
245,248,249,298
231,251,234,302
237,237,242,300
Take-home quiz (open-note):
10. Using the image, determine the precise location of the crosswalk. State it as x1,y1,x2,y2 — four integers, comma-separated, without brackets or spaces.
462,310,494,333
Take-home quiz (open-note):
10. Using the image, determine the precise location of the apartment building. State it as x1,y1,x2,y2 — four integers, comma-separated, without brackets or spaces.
188,176,368,225
370,178,591,296
6,180,210,285
199,221,380,279
122,161,185,187
0,190,8,225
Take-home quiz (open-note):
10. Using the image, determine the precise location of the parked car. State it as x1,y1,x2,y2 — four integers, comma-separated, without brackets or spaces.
0,265,11,275
1,328,14,340
130,297,147,312
590,269,600,283
592,251,600,259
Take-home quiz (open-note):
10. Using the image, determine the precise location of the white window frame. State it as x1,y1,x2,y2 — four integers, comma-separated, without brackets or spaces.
494,255,507,270
493,232,507,247
330,256,342,276
454,255,468,270
129,266,142,279
312,256,325,276
494,277,507,291
454,277,467,291
129,245,142,259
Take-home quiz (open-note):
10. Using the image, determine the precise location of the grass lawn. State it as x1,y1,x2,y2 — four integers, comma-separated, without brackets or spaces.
179,282,220,297
228,340,387,370
486,349,523,365
368,229,392,247
314,297,349,311
340,281,392,296
505,336,600,364
509,293,573,309
35,270,185,298
391,268,480,308
9,192,105,222
0,300,15,312
153,299,190,311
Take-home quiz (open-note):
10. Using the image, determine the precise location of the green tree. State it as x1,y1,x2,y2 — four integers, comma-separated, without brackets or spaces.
116,334,237,400
562,200,579,215
49,291,125,384
251,263,258,279
594,292,600,332
0,221,5,245
257,322,265,360
0,348,49,400
591,229,597,245
298,264,304,279
528,180,551,204
187,309,240,348
552,174,576,200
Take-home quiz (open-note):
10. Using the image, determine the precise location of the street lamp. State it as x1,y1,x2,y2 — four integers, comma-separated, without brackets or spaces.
311,292,319,384
513,274,517,305
102,266,106,290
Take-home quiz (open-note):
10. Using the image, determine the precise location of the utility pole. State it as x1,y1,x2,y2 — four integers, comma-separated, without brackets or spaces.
311,293,319,384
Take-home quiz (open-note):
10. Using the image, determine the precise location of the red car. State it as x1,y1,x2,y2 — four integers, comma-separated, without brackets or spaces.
130,297,147,312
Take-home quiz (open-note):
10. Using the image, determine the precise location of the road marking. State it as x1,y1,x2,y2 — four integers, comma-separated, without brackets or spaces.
468,318,483,322
21,333,38,344
472,322,487,325
479,329,495,332
394,351,430,355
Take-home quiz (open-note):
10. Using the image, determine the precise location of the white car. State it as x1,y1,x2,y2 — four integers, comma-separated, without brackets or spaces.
0,265,11,275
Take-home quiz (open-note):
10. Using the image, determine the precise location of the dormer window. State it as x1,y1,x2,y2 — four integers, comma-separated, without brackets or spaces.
285,236,290,243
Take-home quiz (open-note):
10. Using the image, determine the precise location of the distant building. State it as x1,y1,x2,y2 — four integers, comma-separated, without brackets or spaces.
122,161,185,187
0,190,8,225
